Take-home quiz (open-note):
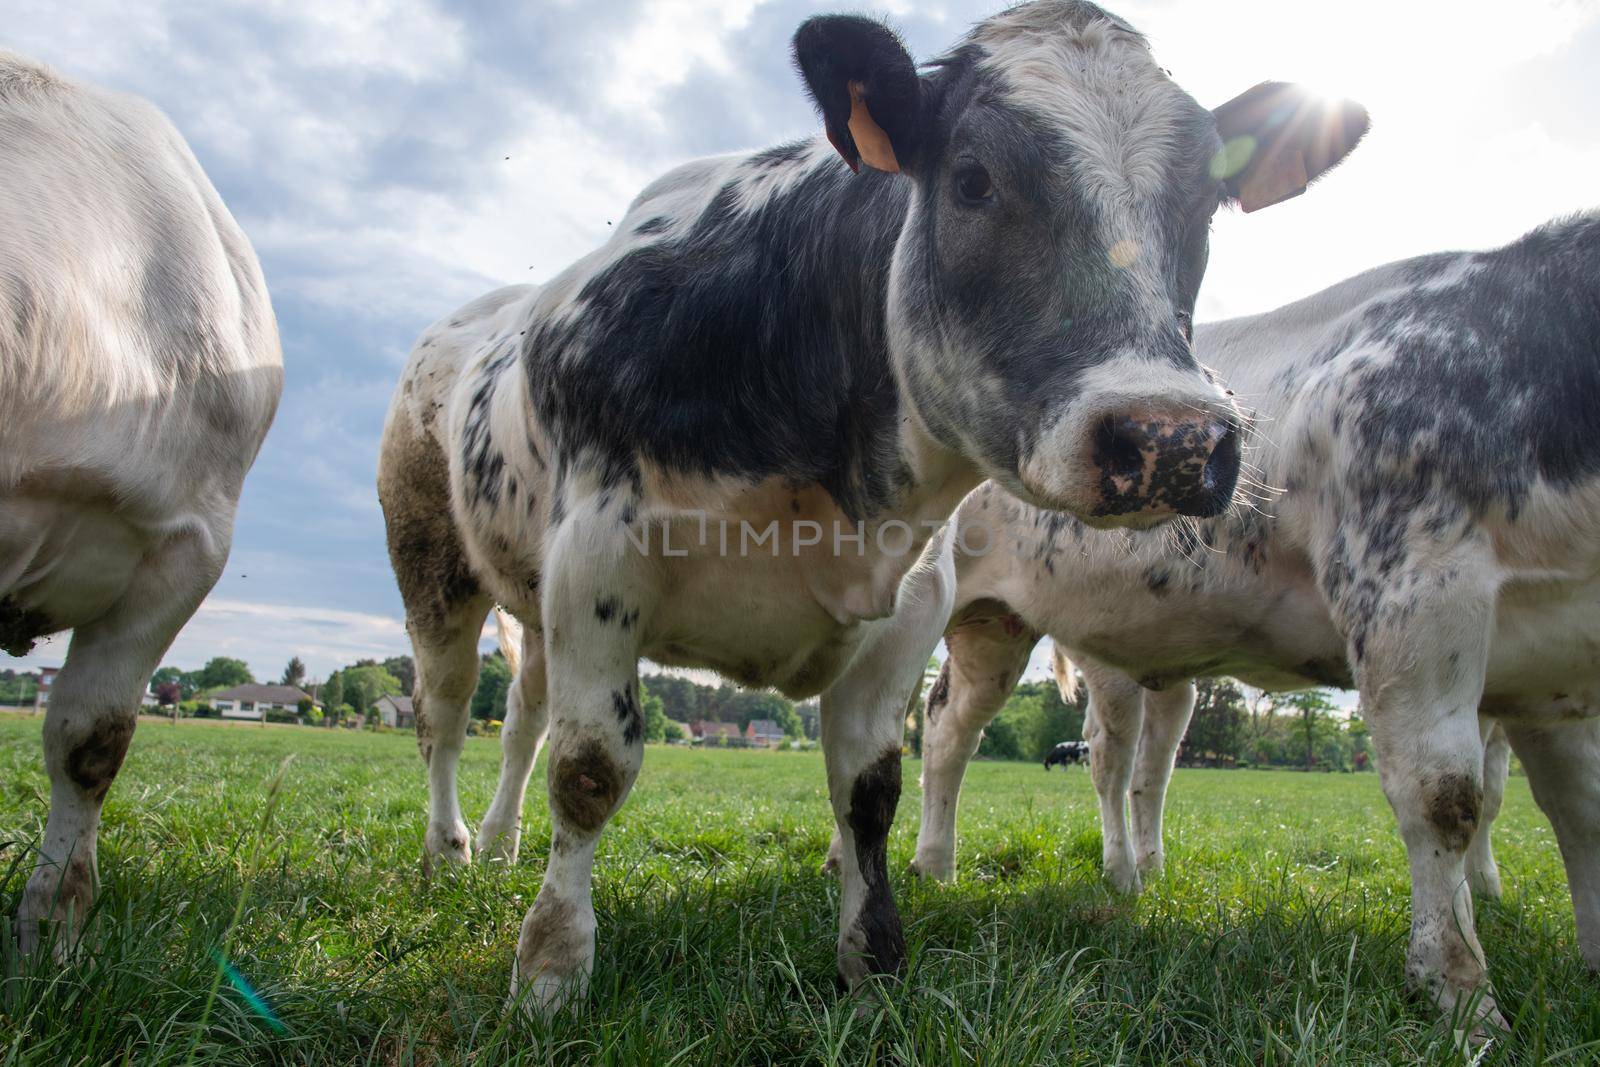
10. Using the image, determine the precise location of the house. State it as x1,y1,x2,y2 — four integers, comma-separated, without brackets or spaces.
209,683,315,721
744,719,786,747
34,666,58,712
376,694,415,729
690,720,741,745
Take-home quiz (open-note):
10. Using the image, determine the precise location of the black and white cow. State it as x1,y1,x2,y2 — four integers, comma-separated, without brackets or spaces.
916,215,1600,1029
1043,739,1090,769
378,2,1363,1014
1,52,282,948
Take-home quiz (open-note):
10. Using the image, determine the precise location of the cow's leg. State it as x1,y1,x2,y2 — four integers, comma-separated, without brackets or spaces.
1500,717,1600,973
478,620,549,865
18,526,225,954
911,604,1035,880
411,596,492,873
1079,657,1147,894
1337,540,1502,1029
823,548,954,989
1467,719,1510,899
381,428,492,874
1129,681,1196,880
511,507,649,1016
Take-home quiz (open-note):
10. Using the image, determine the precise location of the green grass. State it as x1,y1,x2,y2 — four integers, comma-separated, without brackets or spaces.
1,712,1596,1065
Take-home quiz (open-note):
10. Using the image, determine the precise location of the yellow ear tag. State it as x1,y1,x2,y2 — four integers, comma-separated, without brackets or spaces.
846,81,901,174
1238,149,1309,213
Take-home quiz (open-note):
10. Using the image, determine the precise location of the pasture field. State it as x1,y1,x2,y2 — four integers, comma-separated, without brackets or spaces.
1,712,1596,1065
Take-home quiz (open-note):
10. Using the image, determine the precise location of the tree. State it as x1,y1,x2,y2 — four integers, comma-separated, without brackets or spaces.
150,665,196,701
341,665,402,718
382,656,416,696
663,719,688,742
322,673,345,726
642,689,669,742
194,657,254,692
470,652,512,720
281,656,307,688
772,703,804,739
1185,678,1247,766
154,681,182,707
1277,689,1341,770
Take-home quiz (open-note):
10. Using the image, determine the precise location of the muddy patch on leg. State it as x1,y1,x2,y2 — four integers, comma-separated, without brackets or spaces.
65,713,136,803
551,739,624,835
841,746,906,984
1426,772,1482,852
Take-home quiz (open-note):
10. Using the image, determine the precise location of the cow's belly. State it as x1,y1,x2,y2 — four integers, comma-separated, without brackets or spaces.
643,552,869,700
1484,574,1600,717
0,493,149,649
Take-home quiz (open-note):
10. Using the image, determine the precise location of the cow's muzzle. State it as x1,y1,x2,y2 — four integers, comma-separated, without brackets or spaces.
1088,407,1241,520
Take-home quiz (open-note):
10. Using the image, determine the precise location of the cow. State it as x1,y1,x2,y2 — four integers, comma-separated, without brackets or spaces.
1,52,282,951
378,1,1364,1015
913,214,1600,1030
1043,739,1089,769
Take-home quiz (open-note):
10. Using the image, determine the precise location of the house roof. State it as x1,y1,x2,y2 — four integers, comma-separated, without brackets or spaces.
746,719,784,735
691,720,740,738
378,694,414,713
209,684,314,704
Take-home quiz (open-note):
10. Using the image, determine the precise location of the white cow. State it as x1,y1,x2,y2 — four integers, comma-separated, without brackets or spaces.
380,2,1363,1016
916,216,1600,1029
1,52,281,948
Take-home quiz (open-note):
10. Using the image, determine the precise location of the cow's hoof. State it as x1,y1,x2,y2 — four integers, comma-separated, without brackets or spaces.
908,850,955,881
476,823,521,866
820,854,840,877
18,860,92,961
1104,864,1142,896
1469,863,1502,901
512,895,595,1018
1135,851,1165,881
423,821,472,876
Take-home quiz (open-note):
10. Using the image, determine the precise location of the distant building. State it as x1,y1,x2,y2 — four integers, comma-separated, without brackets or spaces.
690,720,741,744
210,684,316,721
376,694,415,729
744,719,785,747
34,667,57,712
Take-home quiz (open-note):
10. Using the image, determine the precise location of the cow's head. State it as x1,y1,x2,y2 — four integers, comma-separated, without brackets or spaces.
795,2,1366,527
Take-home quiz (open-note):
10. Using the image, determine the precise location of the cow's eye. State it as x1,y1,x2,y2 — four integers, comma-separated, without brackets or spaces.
954,163,994,205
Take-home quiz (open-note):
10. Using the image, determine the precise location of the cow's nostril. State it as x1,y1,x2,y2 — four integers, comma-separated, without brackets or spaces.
1092,414,1145,481
1180,422,1241,518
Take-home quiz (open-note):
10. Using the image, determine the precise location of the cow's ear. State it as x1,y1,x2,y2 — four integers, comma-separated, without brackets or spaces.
1210,83,1369,213
793,15,922,175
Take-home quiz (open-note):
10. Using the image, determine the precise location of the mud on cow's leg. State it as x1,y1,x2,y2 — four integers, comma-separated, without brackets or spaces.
822,543,954,991
1332,532,1504,1033
511,498,651,1016
19,527,227,955
912,603,1035,881
478,615,550,865
1079,658,1147,895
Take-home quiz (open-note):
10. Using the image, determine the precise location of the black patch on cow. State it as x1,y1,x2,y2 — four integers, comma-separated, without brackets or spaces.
0,596,53,657
923,661,952,726
847,746,906,977
612,687,643,746
594,596,620,624
634,215,672,235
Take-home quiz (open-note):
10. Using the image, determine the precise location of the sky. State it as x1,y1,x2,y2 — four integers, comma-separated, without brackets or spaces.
5,0,1600,688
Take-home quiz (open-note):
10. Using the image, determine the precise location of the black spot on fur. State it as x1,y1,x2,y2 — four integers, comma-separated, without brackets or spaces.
923,661,951,725
594,596,620,623
612,687,643,745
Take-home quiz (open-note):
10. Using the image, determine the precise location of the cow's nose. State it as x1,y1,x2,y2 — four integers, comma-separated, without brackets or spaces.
1089,408,1240,519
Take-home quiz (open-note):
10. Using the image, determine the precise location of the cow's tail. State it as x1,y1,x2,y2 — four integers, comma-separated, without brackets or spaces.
1050,641,1078,705
494,608,523,675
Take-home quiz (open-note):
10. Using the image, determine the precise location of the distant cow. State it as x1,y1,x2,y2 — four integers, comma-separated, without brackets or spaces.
378,1,1363,1015
1,52,281,948
1044,740,1089,769
916,216,1600,1030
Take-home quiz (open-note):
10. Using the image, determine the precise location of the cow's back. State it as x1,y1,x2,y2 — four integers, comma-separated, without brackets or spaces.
0,51,281,499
